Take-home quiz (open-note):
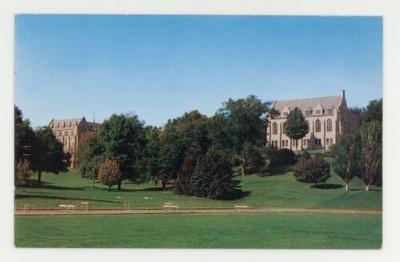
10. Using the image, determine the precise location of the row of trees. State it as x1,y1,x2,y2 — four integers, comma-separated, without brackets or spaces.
80,96,270,199
15,106,70,185
332,99,382,191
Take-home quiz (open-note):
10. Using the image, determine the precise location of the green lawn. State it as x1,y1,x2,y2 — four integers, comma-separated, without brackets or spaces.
15,169,382,210
15,213,382,248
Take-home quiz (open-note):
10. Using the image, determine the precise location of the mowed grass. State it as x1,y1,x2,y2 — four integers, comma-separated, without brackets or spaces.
15,213,382,248
15,169,382,210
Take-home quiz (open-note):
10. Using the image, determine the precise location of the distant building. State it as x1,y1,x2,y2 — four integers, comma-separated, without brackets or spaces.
266,90,347,151
48,117,101,168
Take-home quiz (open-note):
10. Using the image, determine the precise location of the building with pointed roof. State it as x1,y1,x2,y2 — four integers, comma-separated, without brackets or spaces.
266,90,347,151
48,117,101,167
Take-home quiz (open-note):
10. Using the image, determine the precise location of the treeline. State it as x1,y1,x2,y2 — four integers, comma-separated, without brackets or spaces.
15,106,70,185
80,96,270,199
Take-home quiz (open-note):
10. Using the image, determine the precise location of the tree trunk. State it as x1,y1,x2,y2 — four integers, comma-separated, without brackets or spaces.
37,171,42,184
365,183,371,191
117,181,122,191
239,156,246,176
161,179,167,190
345,182,349,191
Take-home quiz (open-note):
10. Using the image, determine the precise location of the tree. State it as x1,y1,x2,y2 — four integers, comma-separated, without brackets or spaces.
98,159,121,191
217,95,269,176
31,127,70,183
293,156,331,186
331,134,361,191
142,126,163,187
80,114,146,190
359,121,382,191
15,106,35,166
362,99,382,123
283,107,309,150
159,111,210,190
241,142,266,173
80,136,105,183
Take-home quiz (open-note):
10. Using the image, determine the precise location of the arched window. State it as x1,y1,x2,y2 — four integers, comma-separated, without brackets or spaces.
327,119,332,132
272,122,278,135
315,119,321,132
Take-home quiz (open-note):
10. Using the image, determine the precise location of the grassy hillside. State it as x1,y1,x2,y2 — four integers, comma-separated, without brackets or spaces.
15,168,382,210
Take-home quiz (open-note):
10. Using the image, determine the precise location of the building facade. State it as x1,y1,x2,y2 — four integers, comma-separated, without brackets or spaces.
48,117,101,167
266,90,347,151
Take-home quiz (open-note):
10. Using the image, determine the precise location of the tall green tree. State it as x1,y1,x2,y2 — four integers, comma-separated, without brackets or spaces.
217,95,269,176
359,121,382,191
31,127,70,183
331,134,361,191
15,106,35,165
283,107,309,150
97,114,146,190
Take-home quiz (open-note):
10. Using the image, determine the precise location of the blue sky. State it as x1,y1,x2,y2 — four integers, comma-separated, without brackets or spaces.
15,15,382,128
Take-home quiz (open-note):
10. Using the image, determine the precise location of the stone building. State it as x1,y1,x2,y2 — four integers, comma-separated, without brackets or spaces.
48,117,101,167
266,90,347,151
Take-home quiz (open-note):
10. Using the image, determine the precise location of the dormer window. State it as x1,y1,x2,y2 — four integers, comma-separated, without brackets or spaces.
315,110,321,114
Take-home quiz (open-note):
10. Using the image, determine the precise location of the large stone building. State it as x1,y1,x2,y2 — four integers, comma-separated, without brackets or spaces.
266,90,347,151
48,117,101,167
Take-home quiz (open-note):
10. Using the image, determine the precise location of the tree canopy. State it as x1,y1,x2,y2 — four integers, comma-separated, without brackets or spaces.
283,107,309,149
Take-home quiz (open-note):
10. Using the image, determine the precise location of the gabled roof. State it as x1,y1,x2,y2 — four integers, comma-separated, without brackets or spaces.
273,91,345,114
49,117,85,128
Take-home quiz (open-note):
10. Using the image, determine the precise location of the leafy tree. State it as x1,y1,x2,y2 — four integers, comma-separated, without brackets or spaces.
80,136,105,182
359,121,382,191
362,99,382,123
331,134,361,191
98,159,121,191
283,107,309,150
15,106,35,165
80,114,146,190
293,156,330,186
159,111,209,190
31,127,70,183
217,95,269,176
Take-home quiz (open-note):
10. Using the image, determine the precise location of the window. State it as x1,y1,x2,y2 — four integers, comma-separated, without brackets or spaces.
305,120,310,131
327,119,332,132
63,122,66,127
315,109,321,114
272,122,278,135
315,119,321,132
326,138,330,145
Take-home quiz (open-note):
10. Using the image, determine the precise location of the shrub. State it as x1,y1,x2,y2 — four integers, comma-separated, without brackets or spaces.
191,148,240,199
15,159,31,186
293,156,330,185
267,148,297,167
98,159,121,191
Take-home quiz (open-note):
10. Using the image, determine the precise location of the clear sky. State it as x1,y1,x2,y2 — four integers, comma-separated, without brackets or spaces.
15,15,382,128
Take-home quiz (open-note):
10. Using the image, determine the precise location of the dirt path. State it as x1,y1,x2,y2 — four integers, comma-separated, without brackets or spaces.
15,207,382,216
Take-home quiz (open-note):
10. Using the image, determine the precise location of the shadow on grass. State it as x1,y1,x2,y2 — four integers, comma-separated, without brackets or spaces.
258,165,292,177
15,194,119,203
20,184,85,191
311,184,343,189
